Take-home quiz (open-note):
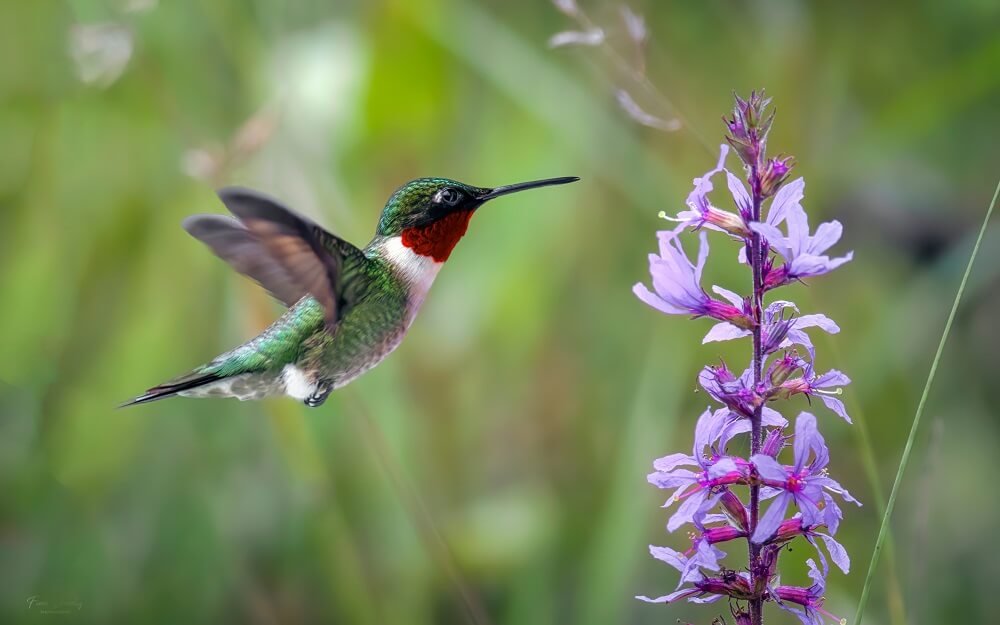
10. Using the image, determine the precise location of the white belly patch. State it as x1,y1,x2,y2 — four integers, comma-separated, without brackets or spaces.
282,364,318,400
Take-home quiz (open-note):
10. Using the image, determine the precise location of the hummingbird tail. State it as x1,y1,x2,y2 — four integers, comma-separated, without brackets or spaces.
119,371,225,407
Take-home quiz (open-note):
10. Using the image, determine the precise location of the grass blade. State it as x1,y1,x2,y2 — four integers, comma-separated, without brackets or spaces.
854,176,1000,624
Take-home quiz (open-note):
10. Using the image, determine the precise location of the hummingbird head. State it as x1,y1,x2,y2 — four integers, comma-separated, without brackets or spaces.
376,176,578,262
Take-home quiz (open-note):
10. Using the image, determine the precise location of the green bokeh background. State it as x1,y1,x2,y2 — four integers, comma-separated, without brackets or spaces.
2,1,999,623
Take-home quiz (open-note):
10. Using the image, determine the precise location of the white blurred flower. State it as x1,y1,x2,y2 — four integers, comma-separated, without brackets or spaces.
615,89,681,132
552,0,579,17
68,23,133,87
181,147,223,182
620,6,647,45
548,28,605,49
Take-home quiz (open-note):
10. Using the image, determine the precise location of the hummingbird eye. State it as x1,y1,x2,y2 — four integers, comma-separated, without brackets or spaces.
433,187,462,207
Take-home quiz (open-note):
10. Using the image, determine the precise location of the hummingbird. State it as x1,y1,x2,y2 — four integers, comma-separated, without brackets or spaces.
122,176,578,408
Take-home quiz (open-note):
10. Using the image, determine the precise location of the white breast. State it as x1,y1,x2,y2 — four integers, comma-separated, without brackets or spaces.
377,236,443,313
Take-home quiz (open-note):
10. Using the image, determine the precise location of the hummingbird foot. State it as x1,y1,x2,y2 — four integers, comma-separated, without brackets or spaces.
304,381,333,408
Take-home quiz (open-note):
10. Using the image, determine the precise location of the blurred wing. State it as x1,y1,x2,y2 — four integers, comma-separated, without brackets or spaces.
209,187,369,328
182,214,304,307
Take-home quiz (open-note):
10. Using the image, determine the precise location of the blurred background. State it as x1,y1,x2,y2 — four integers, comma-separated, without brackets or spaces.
2,1,999,623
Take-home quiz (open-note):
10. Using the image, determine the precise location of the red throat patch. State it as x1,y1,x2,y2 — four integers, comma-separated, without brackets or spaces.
400,211,474,262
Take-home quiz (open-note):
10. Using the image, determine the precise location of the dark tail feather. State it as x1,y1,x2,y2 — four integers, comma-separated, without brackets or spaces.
119,372,224,408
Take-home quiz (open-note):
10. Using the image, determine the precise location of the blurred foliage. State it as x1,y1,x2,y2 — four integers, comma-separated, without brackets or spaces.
1,0,999,624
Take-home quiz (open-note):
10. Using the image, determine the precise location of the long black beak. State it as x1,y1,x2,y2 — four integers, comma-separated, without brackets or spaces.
477,176,579,201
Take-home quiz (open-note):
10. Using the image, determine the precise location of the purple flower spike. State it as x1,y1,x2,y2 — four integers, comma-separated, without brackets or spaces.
634,94,855,623
634,229,754,328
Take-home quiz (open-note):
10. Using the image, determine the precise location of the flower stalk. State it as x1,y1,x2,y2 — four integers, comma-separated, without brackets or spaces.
634,92,858,625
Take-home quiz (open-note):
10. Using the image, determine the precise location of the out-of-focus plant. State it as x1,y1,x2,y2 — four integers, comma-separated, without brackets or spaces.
633,92,858,625
550,0,681,132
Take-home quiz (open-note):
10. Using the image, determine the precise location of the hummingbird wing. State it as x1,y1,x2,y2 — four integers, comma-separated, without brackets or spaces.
182,214,305,307
214,187,369,329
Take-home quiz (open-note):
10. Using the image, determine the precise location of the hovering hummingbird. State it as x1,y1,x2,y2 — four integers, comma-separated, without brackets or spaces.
123,176,578,408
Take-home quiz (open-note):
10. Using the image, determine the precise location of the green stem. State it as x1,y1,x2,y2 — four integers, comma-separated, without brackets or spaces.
854,176,999,624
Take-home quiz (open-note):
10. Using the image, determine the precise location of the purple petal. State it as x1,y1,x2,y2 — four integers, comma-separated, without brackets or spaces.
813,476,861,506
704,407,734,447
693,408,719,455
808,220,843,255
700,513,730,525
750,454,788,482
759,486,783,501
765,300,798,318
820,395,852,423
767,177,804,227
815,369,851,388
752,491,791,543
648,468,699,489
761,406,787,428
667,490,707,532
717,415,749,451
653,453,698,472
750,222,791,259
782,328,815,357
635,594,672,604
827,250,854,270
726,170,752,215
633,282,684,315
772,597,811,625
686,146,727,208
792,412,820,472
703,322,751,344
816,532,850,573
793,313,840,335
823,493,843,535
787,253,832,277
690,593,724,604
711,285,744,308
796,492,824,529
690,539,725,573
649,545,687,572
784,204,811,255
692,491,723,529
807,557,828,589
707,457,738,480
694,230,710,278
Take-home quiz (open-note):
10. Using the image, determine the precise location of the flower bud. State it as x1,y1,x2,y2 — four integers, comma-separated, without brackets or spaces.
702,525,745,545
760,427,788,458
774,585,811,606
769,517,806,543
768,350,805,386
719,489,749,531
696,572,754,601
724,91,774,168
760,155,794,197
